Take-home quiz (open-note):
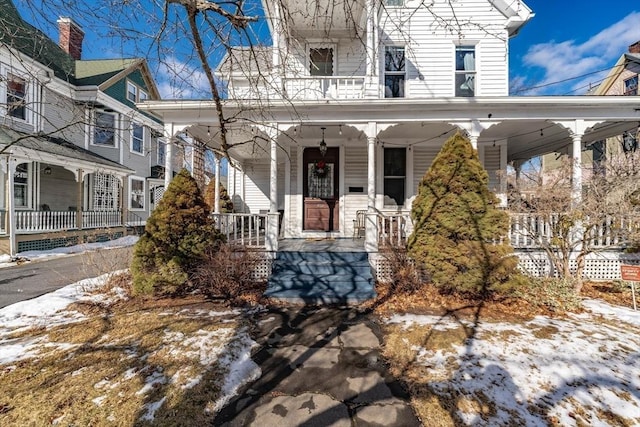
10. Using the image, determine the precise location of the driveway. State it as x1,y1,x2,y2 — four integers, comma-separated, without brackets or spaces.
0,247,132,309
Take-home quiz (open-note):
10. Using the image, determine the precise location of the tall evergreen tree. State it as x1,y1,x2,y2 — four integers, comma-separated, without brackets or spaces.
204,179,234,213
408,133,520,296
131,169,224,295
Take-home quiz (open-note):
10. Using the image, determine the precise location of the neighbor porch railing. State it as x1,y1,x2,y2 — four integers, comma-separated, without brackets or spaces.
211,213,268,248
14,210,123,233
283,76,365,100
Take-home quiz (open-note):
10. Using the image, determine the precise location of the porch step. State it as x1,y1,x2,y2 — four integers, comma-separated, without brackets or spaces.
265,251,376,304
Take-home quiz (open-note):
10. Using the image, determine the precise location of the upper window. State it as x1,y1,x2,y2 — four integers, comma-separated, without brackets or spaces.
129,177,145,210
624,75,638,96
384,148,406,206
131,123,144,154
384,0,404,6
455,45,476,97
7,73,27,120
309,48,334,76
157,139,166,165
126,80,148,102
385,46,405,98
94,112,116,147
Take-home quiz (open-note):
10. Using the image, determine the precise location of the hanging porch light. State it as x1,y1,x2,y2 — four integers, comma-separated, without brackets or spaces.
319,127,328,157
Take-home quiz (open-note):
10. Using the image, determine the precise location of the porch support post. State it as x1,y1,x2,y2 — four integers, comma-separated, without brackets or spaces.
266,125,280,251
4,156,17,256
571,133,583,205
450,119,500,151
163,123,187,189
214,153,221,214
364,0,378,98
76,169,84,230
366,122,378,252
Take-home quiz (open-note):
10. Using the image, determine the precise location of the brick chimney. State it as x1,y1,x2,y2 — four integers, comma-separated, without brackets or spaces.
57,17,84,60
629,41,640,54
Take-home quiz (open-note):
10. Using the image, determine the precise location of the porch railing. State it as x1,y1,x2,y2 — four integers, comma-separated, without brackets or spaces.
82,210,123,229
211,213,268,248
283,76,365,100
13,210,123,234
378,212,411,248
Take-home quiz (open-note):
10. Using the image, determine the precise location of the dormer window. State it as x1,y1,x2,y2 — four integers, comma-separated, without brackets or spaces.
7,73,27,120
126,80,148,102
385,46,405,98
624,75,638,96
455,45,476,97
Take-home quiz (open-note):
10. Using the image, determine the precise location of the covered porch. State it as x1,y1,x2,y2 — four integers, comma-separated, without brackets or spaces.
141,96,640,256
1,127,133,255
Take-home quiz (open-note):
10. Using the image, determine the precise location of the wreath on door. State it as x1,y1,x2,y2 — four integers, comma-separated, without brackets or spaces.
314,160,328,178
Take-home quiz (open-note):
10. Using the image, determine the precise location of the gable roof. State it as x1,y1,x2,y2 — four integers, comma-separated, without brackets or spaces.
593,53,640,95
0,0,75,80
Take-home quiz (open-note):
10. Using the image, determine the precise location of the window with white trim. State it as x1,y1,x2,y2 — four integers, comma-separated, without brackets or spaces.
384,46,405,98
384,0,404,6
13,162,29,208
624,75,638,96
7,73,27,120
455,45,476,97
126,80,148,102
94,111,116,147
129,177,145,210
157,139,166,165
309,47,334,76
383,148,406,206
92,173,119,210
131,123,144,154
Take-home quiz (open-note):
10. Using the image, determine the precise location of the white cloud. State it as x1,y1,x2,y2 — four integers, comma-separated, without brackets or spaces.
518,12,640,95
156,56,211,99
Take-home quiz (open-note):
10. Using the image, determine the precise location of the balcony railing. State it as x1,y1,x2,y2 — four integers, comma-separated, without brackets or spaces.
211,213,268,248
13,210,123,234
284,76,365,100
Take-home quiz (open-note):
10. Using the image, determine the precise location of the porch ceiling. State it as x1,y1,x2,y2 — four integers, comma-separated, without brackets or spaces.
273,0,367,39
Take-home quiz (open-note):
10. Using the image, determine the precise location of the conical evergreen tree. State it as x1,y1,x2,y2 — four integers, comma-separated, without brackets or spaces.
408,133,520,295
131,169,224,295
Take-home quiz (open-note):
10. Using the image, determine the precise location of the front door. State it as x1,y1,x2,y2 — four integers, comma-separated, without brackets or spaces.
303,147,339,231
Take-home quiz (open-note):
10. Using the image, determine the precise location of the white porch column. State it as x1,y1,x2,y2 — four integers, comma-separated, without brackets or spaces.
364,0,378,98
264,125,280,251
571,133,583,205
366,122,378,252
4,156,17,256
75,169,84,230
214,153,221,214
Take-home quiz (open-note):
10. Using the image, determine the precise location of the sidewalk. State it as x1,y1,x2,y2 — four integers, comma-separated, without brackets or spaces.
214,306,422,426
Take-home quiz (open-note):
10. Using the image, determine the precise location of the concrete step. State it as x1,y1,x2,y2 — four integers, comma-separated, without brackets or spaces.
271,260,372,276
275,251,369,263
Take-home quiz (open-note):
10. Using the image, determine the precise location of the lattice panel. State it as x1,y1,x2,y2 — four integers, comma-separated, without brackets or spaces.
18,236,79,253
93,173,119,210
514,251,640,280
252,254,273,281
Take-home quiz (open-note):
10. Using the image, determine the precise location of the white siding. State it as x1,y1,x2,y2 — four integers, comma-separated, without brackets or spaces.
412,145,440,193
343,144,368,236
483,145,501,192
42,88,85,146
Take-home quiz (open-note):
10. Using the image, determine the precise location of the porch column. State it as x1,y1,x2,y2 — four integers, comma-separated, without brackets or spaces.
266,125,280,251
214,153,221,214
4,156,17,256
366,122,378,252
75,169,84,230
571,133,583,205
364,0,378,98
164,139,173,189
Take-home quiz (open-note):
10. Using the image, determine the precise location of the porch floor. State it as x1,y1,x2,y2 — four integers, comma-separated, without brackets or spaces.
266,238,374,304
277,237,366,252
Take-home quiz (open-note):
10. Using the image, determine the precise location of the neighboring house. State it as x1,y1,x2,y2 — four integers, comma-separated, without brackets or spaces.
140,0,639,257
0,0,167,256
542,41,640,177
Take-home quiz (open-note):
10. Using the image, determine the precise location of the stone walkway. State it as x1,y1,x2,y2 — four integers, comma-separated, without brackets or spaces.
214,306,422,426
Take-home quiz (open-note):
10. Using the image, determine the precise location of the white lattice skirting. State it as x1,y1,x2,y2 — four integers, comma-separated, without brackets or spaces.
372,251,640,282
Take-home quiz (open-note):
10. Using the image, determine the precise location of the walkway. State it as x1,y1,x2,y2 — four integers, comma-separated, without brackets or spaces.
214,306,421,426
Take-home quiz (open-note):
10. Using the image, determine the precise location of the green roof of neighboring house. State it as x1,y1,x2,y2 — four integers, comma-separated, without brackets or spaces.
74,58,142,86
0,125,132,171
0,0,75,80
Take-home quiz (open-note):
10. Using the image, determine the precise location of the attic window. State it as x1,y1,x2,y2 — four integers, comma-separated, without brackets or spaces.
126,80,148,102
624,75,638,96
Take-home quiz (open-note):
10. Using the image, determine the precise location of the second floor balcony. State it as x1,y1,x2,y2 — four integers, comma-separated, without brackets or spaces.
283,76,365,100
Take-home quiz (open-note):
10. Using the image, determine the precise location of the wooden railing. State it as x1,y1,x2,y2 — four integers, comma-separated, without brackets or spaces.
284,76,365,100
377,212,411,248
211,213,268,248
82,210,122,229
15,210,76,233
13,210,123,233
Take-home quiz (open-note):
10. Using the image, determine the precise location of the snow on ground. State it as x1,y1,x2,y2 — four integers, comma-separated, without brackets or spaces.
386,301,640,426
0,235,139,268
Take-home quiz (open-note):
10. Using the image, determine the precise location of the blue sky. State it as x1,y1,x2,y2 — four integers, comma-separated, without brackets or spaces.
13,0,640,97
510,0,640,95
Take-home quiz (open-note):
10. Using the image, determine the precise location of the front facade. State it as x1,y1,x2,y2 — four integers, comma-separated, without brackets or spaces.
0,1,167,256
141,0,640,261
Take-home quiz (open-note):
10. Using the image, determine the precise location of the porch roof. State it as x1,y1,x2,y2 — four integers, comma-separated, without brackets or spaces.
0,126,132,174
140,96,640,163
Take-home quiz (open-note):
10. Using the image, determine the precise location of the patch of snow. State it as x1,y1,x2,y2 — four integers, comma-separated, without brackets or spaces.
386,312,640,426
0,254,11,264
92,395,107,406
579,299,640,327
140,397,166,421
136,370,167,396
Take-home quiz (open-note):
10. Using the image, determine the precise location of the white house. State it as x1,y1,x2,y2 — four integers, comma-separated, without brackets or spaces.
140,0,640,257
